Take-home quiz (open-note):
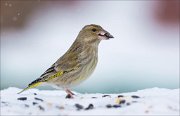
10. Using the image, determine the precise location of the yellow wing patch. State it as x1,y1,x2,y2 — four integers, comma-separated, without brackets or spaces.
18,71,64,94
18,82,42,94
47,71,64,81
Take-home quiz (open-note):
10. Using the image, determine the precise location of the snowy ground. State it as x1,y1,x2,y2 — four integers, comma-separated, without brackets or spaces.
1,87,179,115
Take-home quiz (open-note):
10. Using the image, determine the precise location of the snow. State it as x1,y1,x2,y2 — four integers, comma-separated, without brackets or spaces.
1,87,179,115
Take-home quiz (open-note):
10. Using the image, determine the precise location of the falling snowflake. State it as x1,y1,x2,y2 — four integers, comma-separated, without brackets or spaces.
17,13,21,16
8,3,12,7
12,16,17,21
5,2,8,6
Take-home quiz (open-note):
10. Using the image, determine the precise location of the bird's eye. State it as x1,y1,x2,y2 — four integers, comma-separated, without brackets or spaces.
92,28,97,32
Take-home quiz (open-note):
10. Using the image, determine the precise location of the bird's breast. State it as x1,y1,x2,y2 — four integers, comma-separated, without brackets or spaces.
65,47,98,87
53,46,99,88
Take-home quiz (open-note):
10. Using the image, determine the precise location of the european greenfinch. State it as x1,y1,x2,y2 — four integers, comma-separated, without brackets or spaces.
18,24,114,98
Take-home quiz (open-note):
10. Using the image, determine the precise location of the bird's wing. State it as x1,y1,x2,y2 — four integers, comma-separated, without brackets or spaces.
17,63,60,94
18,54,81,94
18,41,83,94
30,63,59,83
38,41,82,81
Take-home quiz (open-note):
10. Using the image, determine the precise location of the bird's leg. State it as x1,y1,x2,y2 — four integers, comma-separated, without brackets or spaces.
65,89,75,98
66,89,75,95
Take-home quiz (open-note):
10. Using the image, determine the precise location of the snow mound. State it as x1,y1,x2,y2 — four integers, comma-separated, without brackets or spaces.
1,87,179,115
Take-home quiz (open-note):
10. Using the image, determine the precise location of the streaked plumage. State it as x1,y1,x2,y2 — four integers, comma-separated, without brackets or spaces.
18,24,114,97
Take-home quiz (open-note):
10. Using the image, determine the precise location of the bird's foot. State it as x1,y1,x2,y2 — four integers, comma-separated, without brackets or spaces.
65,89,75,99
65,94,74,99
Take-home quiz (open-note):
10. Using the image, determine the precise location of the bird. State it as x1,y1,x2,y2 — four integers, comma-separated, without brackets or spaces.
18,24,114,98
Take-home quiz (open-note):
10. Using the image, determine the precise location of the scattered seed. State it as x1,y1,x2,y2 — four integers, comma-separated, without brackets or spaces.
32,102,38,105
1,101,8,106
1,101,7,104
113,104,121,108
132,101,138,103
17,97,27,101
85,104,94,110
34,97,43,102
131,95,140,98
102,95,111,97
92,97,97,99
119,99,126,104
106,104,112,108
75,103,84,110
24,104,29,107
38,105,45,111
117,95,124,98
34,93,37,95
126,102,131,106
145,110,149,113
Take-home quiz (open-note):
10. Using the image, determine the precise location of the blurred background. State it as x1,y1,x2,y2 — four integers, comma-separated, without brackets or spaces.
1,0,179,93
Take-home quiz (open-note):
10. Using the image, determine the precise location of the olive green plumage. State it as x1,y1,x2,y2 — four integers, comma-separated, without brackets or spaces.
18,24,113,94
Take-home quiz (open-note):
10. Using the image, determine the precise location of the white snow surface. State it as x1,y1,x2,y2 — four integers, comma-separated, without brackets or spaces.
1,87,179,115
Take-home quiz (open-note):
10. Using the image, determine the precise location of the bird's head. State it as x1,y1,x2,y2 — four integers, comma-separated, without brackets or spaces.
77,24,114,45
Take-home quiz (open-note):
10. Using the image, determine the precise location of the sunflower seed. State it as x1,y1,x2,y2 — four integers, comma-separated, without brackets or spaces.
131,95,140,98
119,99,126,104
92,97,97,99
85,104,94,110
17,97,27,101
117,95,124,98
24,104,29,107
38,105,45,111
32,102,38,105
113,104,121,108
106,104,112,108
34,97,43,102
102,95,111,97
75,103,84,110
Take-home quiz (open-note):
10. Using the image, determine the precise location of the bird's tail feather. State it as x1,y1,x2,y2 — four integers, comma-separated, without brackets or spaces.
17,82,42,94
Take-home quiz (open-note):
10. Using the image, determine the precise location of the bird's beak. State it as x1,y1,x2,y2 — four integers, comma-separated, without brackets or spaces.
98,30,114,40
104,32,114,39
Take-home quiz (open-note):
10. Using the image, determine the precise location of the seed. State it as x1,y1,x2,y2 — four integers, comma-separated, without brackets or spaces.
132,101,138,103
34,97,43,102
126,102,131,106
119,99,126,104
32,102,38,105
1,101,7,104
92,97,97,99
17,97,27,101
117,95,124,98
24,104,29,107
131,95,140,98
112,104,121,108
34,93,37,95
102,95,111,97
106,104,112,108
38,105,45,111
1,101,8,106
145,110,149,113
85,104,94,110
75,103,84,110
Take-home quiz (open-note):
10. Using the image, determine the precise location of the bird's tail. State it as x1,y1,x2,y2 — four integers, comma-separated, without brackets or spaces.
17,81,43,94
